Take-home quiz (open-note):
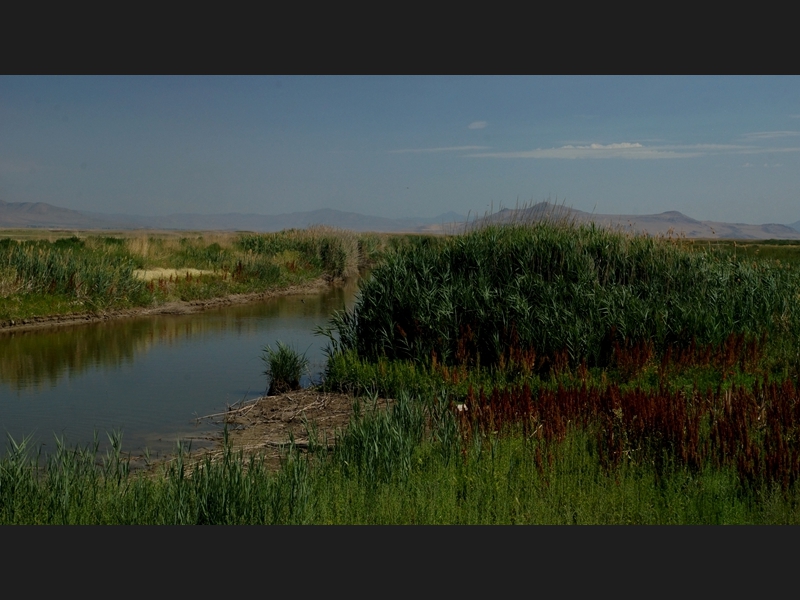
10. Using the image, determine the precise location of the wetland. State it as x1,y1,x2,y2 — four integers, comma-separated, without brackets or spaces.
5,224,800,524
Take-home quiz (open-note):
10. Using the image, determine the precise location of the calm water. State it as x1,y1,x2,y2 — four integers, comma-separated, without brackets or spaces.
0,279,361,456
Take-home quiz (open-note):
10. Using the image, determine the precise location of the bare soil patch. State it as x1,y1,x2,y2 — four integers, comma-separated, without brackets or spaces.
186,388,392,471
128,387,391,475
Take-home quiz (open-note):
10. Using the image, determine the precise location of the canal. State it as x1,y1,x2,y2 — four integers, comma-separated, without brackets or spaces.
0,279,361,456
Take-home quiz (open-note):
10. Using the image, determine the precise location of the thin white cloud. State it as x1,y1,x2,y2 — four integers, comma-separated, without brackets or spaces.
660,144,750,151
389,145,491,154
468,121,488,130
741,131,800,140
467,141,800,160
731,146,800,155
469,142,702,160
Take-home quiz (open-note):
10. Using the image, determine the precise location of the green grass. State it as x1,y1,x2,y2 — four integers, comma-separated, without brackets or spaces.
695,240,800,268
4,389,800,524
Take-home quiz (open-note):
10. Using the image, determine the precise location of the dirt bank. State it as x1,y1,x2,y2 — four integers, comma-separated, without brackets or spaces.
0,277,333,333
152,388,392,473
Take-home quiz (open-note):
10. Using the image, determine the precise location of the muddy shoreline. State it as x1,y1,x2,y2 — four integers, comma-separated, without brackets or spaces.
193,388,377,471
130,388,392,474
0,277,334,334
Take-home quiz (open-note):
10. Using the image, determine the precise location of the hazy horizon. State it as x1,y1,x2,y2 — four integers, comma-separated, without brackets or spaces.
2,76,799,225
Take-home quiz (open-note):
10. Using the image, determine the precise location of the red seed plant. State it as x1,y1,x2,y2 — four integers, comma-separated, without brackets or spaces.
454,369,800,491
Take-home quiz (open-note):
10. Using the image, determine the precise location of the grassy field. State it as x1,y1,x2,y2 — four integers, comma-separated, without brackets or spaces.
688,239,800,268
3,221,800,523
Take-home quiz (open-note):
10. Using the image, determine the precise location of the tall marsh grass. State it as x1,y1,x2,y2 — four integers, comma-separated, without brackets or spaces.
237,226,362,279
0,237,147,309
324,221,800,371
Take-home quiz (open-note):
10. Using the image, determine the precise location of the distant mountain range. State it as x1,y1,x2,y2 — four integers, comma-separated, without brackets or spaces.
475,203,800,240
1,198,799,240
0,199,110,229
0,199,466,233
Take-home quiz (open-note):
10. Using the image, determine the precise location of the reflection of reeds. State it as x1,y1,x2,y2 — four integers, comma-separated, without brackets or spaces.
0,289,345,391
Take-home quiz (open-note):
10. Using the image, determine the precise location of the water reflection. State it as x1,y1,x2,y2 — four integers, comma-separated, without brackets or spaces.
1,283,355,391
0,278,361,455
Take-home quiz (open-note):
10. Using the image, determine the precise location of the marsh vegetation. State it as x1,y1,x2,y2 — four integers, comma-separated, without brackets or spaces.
4,221,800,523
0,227,394,323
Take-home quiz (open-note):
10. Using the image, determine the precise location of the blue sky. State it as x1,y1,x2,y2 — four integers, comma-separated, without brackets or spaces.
1,75,799,224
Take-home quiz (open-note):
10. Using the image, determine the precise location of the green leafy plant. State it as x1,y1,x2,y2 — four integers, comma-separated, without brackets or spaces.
261,341,310,396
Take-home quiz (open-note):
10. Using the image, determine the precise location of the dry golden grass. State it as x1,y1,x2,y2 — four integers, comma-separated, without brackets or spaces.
132,268,216,281
0,267,22,297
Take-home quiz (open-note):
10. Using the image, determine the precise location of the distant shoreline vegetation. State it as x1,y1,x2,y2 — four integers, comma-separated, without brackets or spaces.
0,228,414,324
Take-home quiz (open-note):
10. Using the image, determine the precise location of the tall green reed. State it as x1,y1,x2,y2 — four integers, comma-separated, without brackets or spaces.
0,238,146,308
323,222,800,371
